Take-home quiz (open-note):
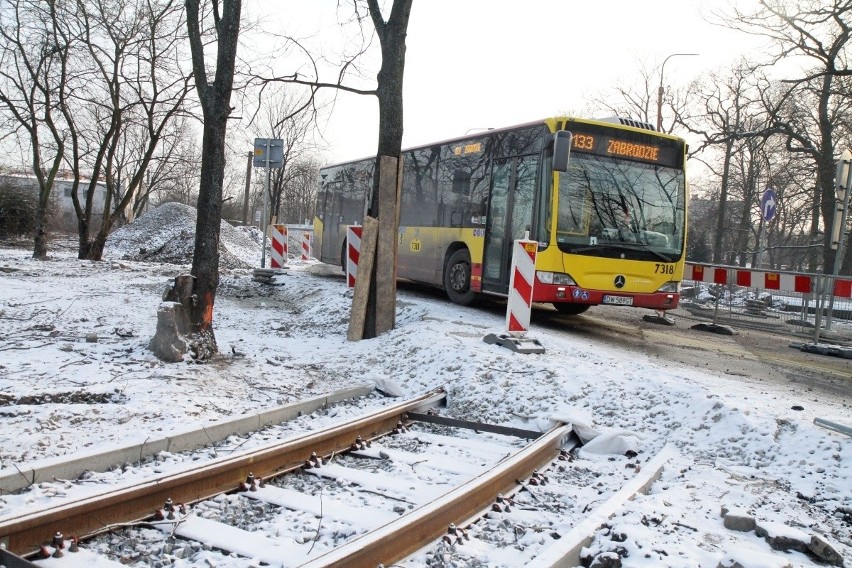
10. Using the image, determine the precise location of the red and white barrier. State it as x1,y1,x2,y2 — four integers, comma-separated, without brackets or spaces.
685,264,812,294
346,226,362,289
684,263,852,298
506,239,538,334
270,224,288,268
301,232,312,261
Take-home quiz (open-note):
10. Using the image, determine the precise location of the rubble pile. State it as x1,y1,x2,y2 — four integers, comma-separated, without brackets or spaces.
106,202,261,269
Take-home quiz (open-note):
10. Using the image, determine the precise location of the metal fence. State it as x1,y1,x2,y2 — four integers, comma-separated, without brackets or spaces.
671,263,852,347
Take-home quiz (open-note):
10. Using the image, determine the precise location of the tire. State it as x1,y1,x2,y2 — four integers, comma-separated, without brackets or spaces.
553,302,590,315
443,249,475,305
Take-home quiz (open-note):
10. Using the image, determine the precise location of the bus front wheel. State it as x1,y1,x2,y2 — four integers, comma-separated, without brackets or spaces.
553,303,590,315
444,249,475,305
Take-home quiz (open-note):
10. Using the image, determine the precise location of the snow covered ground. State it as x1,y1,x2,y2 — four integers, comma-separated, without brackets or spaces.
0,203,849,567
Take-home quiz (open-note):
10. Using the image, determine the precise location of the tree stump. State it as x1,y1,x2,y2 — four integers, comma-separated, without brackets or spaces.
148,275,195,362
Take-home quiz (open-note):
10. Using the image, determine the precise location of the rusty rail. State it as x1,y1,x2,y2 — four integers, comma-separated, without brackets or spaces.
298,423,578,568
0,388,447,557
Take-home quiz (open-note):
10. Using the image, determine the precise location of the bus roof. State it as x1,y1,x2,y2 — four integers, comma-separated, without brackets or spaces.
321,116,685,170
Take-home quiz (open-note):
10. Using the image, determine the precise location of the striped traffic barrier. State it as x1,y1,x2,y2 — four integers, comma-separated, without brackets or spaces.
685,264,814,294
301,232,312,261
346,226,362,289
270,224,288,268
483,239,544,353
506,239,538,334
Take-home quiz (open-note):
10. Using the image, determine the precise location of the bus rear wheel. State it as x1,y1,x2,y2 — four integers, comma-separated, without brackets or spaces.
444,249,475,305
553,303,590,315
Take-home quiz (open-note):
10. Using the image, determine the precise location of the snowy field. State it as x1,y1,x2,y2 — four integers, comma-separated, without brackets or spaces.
0,203,849,567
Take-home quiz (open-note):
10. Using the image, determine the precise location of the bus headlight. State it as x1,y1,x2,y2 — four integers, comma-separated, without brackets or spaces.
656,281,680,293
537,271,577,286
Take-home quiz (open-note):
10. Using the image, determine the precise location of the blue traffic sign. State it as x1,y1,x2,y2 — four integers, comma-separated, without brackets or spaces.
253,138,284,168
761,188,777,222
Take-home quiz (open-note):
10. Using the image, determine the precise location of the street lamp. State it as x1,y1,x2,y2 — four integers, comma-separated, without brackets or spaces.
656,53,698,132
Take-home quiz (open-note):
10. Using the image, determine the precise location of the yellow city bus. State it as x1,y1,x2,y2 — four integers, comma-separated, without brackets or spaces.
313,116,687,315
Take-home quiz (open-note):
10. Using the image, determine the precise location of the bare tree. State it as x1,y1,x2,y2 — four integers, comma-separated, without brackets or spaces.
62,0,192,260
0,0,77,258
87,0,192,259
282,157,321,224
592,63,656,126
135,117,202,210
682,63,767,263
251,0,413,339
0,0,192,259
724,0,852,272
184,0,242,358
356,0,412,339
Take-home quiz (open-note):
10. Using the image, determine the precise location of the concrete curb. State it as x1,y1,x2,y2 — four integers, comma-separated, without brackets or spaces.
0,384,375,494
532,443,676,567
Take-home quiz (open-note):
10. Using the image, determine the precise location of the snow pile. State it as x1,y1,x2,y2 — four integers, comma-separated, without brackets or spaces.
0,244,848,566
105,202,262,269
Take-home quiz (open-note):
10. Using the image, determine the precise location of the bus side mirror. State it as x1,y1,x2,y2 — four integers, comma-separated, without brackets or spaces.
553,130,573,172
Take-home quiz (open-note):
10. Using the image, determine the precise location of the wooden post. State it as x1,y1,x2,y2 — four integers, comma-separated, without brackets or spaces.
348,216,379,341
375,156,401,335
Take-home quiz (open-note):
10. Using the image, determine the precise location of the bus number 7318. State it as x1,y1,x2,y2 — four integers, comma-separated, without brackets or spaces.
313,116,687,316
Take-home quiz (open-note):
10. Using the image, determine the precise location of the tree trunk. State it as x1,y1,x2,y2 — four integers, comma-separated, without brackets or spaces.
32,199,49,260
360,0,412,340
77,214,92,259
712,139,734,263
180,0,242,359
189,112,227,353
819,152,838,274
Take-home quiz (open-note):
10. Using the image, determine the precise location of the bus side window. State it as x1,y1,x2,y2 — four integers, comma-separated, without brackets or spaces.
437,160,467,228
401,147,440,226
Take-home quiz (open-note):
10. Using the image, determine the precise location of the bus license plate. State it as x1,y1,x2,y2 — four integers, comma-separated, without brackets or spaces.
603,295,633,306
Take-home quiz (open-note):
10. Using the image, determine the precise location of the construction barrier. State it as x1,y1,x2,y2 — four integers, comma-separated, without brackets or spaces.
270,224,288,268
686,262,852,298
301,232,312,261
676,262,852,345
346,226,362,289
506,239,538,333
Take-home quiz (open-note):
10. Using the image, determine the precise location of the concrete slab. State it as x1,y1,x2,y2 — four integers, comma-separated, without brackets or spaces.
0,384,374,494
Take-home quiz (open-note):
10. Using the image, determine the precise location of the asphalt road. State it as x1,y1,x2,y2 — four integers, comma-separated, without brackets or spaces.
533,303,852,404
324,270,851,411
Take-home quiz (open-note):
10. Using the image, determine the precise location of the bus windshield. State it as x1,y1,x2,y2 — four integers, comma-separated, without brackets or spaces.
555,153,685,262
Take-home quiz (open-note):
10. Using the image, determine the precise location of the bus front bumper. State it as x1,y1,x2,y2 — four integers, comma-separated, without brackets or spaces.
533,282,680,310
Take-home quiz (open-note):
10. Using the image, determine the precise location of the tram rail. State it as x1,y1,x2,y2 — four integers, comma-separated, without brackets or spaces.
0,388,670,567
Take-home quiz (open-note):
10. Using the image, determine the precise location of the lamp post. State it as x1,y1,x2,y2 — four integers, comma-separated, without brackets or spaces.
656,53,698,132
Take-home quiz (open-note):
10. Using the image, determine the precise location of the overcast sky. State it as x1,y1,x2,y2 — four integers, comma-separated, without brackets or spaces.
244,0,768,165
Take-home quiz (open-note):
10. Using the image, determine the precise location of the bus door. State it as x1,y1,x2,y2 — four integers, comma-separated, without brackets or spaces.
482,155,537,294
321,191,343,263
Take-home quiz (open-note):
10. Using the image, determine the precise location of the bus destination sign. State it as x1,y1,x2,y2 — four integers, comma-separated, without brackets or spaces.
570,132,679,167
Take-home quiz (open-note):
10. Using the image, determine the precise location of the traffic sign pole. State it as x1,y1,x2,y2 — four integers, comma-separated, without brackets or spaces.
261,138,270,268
253,138,285,269
824,151,852,333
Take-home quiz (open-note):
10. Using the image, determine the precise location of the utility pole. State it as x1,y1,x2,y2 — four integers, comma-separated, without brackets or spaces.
242,151,252,225
656,53,698,132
